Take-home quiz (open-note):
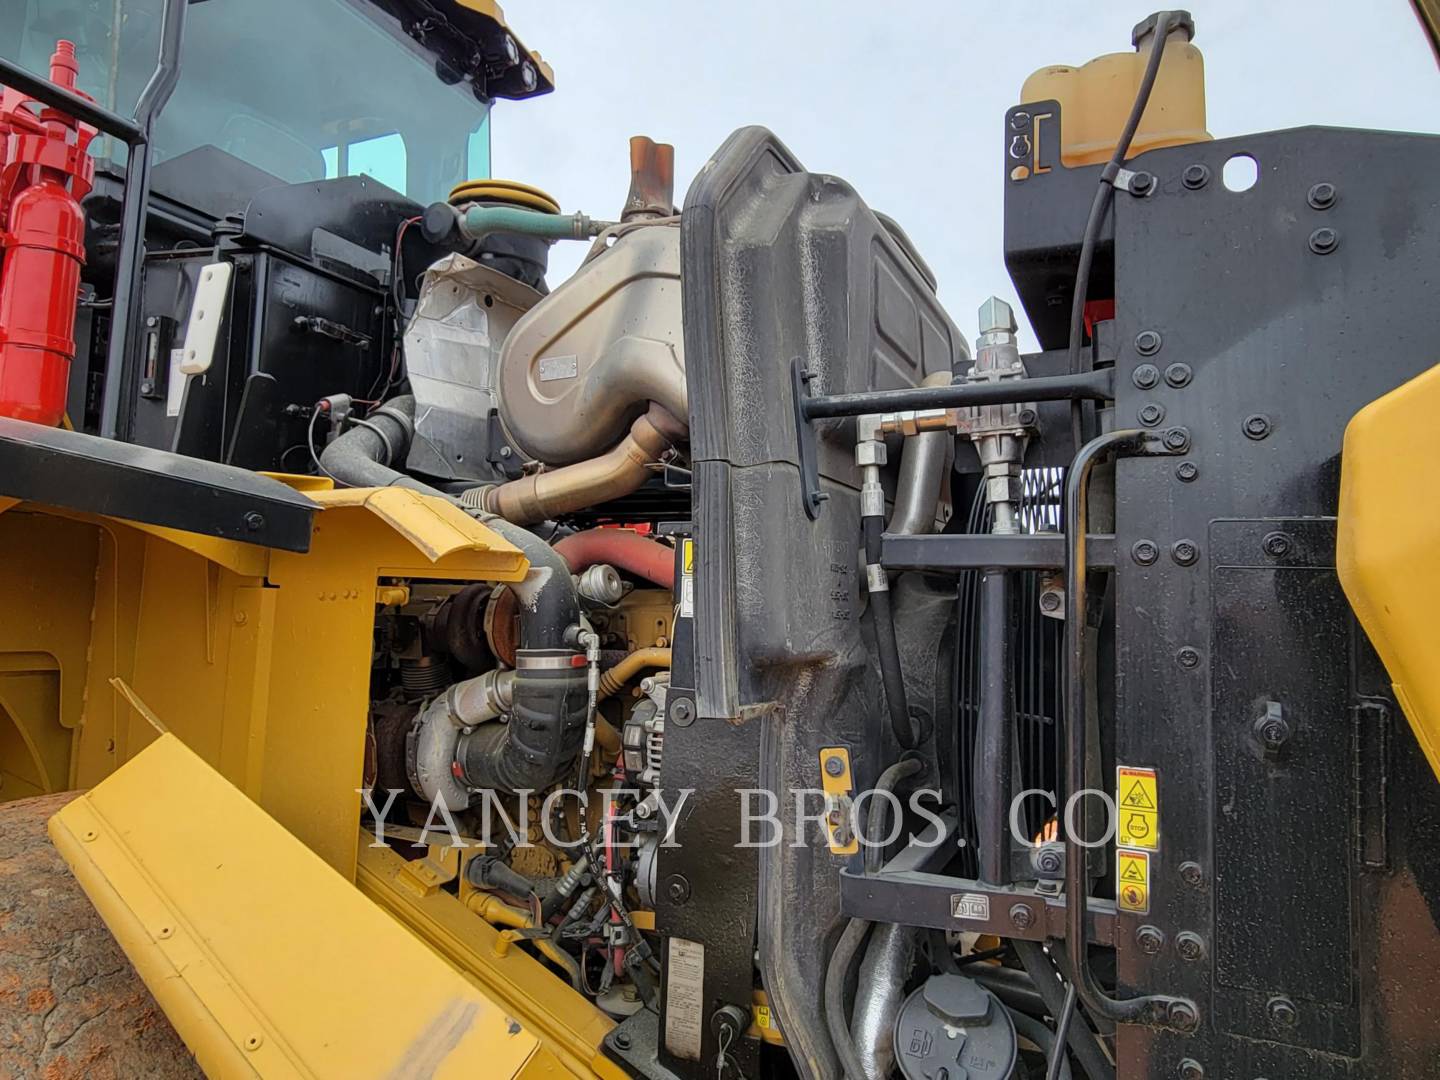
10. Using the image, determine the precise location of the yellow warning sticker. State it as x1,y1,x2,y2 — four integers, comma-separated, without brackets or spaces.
755,1005,772,1029
682,538,695,574
1117,848,1150,914
1116,765,1160,850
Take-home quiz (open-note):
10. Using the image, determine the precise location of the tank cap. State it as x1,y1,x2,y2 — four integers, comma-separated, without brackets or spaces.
1133,10,1195,48
922,974,993,1024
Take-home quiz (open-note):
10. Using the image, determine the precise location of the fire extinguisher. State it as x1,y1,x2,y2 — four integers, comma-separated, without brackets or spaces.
0,40,96,427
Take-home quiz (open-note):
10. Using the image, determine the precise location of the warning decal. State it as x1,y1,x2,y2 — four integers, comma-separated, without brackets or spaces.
1117,848,1151,914
1116,765,1160,850
679,539,695,618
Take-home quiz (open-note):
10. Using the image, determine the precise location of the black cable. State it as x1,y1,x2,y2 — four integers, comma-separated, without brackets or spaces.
1064,11,1177,450
1008,1007,1073,1080
307,407,341,483
1047,985,1079,1080
864,514,918,748
1012,941,1114,1080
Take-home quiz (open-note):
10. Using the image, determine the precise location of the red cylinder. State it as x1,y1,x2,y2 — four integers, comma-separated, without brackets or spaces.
0,179,86,425
0,40,96,426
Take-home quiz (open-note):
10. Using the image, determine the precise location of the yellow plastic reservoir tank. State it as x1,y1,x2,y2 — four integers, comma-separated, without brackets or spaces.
1021,10,1210,167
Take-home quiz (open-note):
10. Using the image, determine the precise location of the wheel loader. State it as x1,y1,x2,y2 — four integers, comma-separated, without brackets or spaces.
2,2,1440,1078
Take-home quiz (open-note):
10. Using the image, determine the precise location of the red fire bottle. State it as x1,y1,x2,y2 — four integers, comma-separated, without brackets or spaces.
0,41,97,426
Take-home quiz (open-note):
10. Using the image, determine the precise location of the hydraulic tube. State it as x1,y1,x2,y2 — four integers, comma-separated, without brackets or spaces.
975,567,1013,885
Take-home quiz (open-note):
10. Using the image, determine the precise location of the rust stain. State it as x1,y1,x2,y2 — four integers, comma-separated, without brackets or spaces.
26,988,55,1013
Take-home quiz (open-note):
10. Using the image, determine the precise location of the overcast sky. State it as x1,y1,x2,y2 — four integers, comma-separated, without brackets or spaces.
492,1,1437,349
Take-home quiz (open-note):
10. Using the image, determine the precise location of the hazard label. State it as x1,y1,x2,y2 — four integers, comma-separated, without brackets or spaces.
1116,765,1159,850
682,538,694,574
1117,848,1150,914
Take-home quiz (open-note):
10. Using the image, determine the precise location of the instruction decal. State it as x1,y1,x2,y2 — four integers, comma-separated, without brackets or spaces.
664,937,706,1060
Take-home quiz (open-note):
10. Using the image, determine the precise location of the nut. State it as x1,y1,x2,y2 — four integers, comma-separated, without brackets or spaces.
665,874,692,905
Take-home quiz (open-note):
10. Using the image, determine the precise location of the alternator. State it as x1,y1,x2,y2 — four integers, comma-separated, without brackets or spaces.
621,672,667,786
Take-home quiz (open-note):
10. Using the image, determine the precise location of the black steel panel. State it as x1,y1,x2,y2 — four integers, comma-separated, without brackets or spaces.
1109,125,1440,1077
0,418,314,551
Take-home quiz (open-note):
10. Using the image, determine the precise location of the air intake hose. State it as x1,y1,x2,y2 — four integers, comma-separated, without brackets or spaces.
327,395,592,799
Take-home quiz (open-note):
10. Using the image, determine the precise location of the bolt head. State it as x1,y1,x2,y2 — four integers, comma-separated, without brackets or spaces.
1017,407,1039,428
1168,1000,1200,1032
1129,171,1156,196
1133,363,1161,389
665,874,692,905
1176,931,1205,962
1171,539,1199,566
1132,540,1159,566
1138,403,1166,428
1010,110,1032,132
1136,924,1165,955
1262,531,1293,558
824,756,845,777
1175,461,1199,483
243,512,265,532
1164,363,1193,388
1182,164,1210,189
1178,1057,1206,1080
1179,861,1204,887
1243,413,1272,440
1268,995,1298,1027
1039,591,1062,613
1135,330,1163,356
1009,903,1035,930
1309,226,1339,254
614,1032,632,1051
1177,646,1201,669
1307,181,1337,210
1162,427,1191,453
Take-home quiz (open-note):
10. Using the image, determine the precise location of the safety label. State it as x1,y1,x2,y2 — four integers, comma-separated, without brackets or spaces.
1116,765,1160,850
1117,848,1151,914
664,937,706,1060
679,539,695,617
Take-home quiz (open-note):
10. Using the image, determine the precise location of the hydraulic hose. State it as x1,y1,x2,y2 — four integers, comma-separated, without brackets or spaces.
1006,1008,1073,1080
863,514,918,749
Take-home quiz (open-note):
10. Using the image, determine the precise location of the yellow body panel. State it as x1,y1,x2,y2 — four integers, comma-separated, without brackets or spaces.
1338,362,1440,781
49,734,565,1079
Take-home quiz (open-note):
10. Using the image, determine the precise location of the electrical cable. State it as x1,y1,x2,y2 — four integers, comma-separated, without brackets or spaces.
1046,985,1079,1080
307,406,341,483
1007,1007,1073,1080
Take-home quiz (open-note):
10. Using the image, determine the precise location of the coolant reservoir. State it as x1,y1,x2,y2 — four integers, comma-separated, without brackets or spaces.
1021,10,1209,167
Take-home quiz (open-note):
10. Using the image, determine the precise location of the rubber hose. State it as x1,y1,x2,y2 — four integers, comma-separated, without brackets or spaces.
1007,1007,1073,1080
553,528,675,587
824,917,872,1080
1012,941,1115,1080
317,395,434,494
864,514,917,749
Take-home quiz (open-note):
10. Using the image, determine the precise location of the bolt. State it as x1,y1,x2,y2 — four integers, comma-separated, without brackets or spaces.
1176,932,1206,962
1032,845,1064,876
1135,330,1163,356
1171,539,1199,566
1178,1058,1206,1080
613,1031,632,1051
1243,413,1272,440
1164,363,1193,388
665,874,692,905
824,756,845,777
1129,171,1156,196
1262,531,1293,558
1268,996,1298,1027
1182,164,1210,189
1176,646,1201,669
1009,904,1036,931
1133,364,1161,389
1010,110,1032,132
1131,539,1159,566
1136,925,1165,955
1257,716,1290,751
669,697,696,726
243,512,265,532
1039,591,1062,613
1309,227,1339,255
1179,861,1204,887
1168,1000,1201,1032
1175,461,1199,482
1307,181,1337,210
1138,402,1166,427
1162,427,1191,453
1017,407,1039,427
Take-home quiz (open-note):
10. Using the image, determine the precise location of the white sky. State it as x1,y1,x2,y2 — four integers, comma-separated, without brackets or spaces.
493,1,1438,349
